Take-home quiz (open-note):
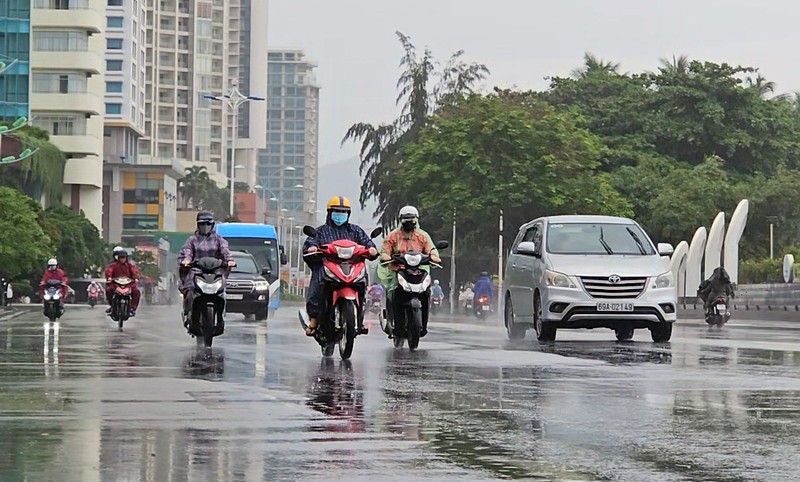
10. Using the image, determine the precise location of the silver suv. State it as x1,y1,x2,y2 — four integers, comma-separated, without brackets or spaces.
503,215,676,343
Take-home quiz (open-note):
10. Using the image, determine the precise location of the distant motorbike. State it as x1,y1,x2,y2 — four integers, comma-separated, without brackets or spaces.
41,280,65,322
368,296,382,315
298,226,382,360
183,257,229,347
705,295,731,327
88,289,99,308
384,241,449,351
430,295,442,315
474,295,492,319
108,277,134,330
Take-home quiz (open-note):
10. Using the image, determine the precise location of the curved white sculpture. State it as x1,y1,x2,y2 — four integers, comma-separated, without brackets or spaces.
723,199,749,284
686,227,707,297
670,240,689,298
705,212,726,279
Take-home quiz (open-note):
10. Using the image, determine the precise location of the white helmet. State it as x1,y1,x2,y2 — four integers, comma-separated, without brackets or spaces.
399,205,419,220
434,280,440,285
113,245,124,260
47,258,57,267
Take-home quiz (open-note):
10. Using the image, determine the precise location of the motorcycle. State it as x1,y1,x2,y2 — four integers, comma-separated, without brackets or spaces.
183,257,230,348
384,241,449,351
430,295,442,315
474,295,492,319
705,295,731,327
368,296,382,315
88,289,99,308
41,280,65,322
298,225,383,360
108,277,135,330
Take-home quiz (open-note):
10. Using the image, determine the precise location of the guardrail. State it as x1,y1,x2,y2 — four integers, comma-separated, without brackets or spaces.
680,283,800,311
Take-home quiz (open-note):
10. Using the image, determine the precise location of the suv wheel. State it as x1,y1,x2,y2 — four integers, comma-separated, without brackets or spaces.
505,295,526,340
649,322,673,342
534,293,556,342
615,328,634,342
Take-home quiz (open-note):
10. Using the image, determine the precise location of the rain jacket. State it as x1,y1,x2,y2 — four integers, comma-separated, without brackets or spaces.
380,226,440,270
698,267,735,308
473,275,494,298
40,268,69,298
178,228,234,264
106,261,140,281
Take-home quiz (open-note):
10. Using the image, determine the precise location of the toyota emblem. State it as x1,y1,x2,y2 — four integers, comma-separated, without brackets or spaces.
608,275,621,284
228,282,239,288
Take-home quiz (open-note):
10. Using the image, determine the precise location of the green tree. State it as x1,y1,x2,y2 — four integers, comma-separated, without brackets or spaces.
0,125,66,204
43,204,106,278
177,165,231,218
343,31,489,226
131,248,160,279
0,187,52,279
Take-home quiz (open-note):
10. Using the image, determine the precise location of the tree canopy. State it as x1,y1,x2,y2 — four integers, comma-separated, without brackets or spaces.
0,187,52,279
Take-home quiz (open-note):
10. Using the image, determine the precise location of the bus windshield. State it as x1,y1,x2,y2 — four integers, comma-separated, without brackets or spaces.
224,237,279,279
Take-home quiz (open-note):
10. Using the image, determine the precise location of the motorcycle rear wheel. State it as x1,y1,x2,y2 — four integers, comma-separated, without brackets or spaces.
338,301,356,360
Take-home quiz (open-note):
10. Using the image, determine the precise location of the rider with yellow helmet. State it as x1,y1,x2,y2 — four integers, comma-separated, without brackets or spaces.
302,196,378,335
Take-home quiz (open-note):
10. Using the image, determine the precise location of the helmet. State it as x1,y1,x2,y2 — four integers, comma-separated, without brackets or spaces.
434,280,440,285
196,211,215,235
113,245,124,260
480,271,490,278
47,258,57,267
326,196,352,212
399,205,419,220
117,250,128,258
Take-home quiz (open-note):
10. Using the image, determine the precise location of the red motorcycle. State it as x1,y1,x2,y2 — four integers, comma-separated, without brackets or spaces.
299,225,383,359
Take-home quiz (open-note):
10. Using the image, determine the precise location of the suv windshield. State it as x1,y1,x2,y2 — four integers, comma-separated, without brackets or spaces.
547,222,655,255
231,255,259,274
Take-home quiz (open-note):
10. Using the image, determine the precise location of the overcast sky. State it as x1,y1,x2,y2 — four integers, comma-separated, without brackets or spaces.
269,0,800,167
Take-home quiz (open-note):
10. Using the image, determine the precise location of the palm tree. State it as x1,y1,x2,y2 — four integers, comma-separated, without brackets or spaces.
658,54,691,75
178,165,211,209
746,74,776,97
343,31,489,227
570,52,622,79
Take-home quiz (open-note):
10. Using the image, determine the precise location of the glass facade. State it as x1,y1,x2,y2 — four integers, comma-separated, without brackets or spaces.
0,0,31,121
122,172,165,231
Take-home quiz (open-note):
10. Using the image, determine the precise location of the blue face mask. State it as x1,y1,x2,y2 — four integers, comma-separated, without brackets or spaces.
331,212,348,226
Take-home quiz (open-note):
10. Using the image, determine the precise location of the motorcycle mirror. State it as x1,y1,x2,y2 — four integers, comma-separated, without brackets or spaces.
303,225,317,237
435,240,449,250
369,227,383,238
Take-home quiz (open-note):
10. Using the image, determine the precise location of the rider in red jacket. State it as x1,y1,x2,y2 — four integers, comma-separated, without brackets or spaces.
40,258,69,302
104,250,141,316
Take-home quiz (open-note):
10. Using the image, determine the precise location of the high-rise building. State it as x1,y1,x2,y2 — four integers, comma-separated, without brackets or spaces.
30,0,105,230
140,0,266,189
258,49,319,226
0,1,31,121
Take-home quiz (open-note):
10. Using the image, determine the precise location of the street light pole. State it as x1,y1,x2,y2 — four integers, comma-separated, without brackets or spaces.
449,209,457,315
497,209,504,315
204,80,264,218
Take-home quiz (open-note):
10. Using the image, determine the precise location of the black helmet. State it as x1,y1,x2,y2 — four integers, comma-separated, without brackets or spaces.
196,211,215,235
480,271,490,277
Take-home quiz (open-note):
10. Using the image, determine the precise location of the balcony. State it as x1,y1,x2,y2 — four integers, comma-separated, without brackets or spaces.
30,92,102,115
31,6,103,34
31,50,103,74
50,134,102,157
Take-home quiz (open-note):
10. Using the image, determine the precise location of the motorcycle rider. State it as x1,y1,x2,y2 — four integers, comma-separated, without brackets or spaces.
302,196,378,336
698,266,735,314
105,250,141,316
178,211,236,323
378,205,441,337
40,258,69,314
367,282,385,304
473,271,494,311
87,280,101,300
431,280,445,300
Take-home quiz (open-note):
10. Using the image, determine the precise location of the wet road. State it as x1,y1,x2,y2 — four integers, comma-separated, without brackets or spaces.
2,305,800,481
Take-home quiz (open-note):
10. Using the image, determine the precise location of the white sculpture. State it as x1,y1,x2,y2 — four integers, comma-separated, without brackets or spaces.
686,227,707,298
723,199,749,284
705,212,726,279
670,241,689,298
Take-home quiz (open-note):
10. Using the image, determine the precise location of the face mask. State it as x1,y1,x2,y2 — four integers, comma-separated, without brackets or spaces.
48,266,56,271
198,223,213,235
402,220,416,231
331,212,348,226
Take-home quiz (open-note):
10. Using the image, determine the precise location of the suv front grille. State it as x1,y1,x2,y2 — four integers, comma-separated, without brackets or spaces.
580,276,647,299
226,280,255,294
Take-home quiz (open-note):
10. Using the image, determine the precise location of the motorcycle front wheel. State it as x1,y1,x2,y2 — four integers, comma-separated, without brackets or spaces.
407,307,422,351
338,301,356,360
202,305,215,347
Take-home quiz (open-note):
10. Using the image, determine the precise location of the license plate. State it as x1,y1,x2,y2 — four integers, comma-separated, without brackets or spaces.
227,294,243,300
482,305,490,311
716,304,726,311
596,302,634,312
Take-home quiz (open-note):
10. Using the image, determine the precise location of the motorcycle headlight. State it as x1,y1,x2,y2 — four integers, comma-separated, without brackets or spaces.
197,279,223,294
254,280,269,292
652,271,674,289
43,293,52,301
53,292,62,300
335,246,355,260
421,274,432,291
397,274,411,291
544,270,576,288
403,253,422,267
323,265,335,278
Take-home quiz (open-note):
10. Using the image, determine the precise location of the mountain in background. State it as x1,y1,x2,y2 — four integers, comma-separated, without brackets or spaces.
318,157,379,227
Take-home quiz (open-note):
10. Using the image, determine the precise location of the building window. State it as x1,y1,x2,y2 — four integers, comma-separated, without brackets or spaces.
107,60,123,71
123,215,159,230
108,0,123,5
33,114,87,136
32,30,88,51
106,81,123,93
106,103,122,115
107,17,123,28
107,38,123,49
123,189,159,204
32,73,87,94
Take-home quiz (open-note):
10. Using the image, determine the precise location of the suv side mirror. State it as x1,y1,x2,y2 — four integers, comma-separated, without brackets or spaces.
516,241,538,256
657,243,674,256
303,225,317,237
369,227,383,238
280,253,288,265
261,267,271,276
435,240,449,250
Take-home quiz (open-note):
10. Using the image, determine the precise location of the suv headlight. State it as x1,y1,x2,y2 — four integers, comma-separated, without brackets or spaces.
254,280,269,292
544,270,576,288
652,271,674,289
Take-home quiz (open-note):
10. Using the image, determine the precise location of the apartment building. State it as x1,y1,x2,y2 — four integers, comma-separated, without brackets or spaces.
0,0,31,121
258,49,319,226
30,0,106,230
